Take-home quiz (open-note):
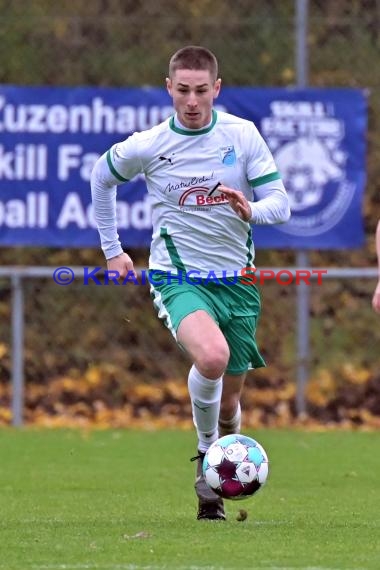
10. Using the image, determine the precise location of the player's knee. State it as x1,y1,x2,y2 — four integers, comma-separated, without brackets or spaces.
196,344,230,379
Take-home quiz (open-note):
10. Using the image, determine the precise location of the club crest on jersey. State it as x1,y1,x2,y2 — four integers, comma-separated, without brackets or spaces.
219,145,236,166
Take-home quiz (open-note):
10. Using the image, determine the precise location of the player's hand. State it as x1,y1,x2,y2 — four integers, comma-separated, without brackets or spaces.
107,252,137,281
372,280,380,313
218,185,252,222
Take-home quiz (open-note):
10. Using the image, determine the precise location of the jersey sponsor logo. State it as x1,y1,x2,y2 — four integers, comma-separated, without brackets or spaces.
219,145,236,166
164,172,215,193
178,186,229,208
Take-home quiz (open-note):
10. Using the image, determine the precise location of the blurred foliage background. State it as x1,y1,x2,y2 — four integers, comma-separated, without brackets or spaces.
1,0,380,427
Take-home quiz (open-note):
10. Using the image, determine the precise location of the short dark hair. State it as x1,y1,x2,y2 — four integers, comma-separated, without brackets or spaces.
168,46,218,80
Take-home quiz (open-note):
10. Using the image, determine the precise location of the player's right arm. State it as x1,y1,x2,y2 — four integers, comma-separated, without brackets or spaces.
106,251,136,280
90,138,142,279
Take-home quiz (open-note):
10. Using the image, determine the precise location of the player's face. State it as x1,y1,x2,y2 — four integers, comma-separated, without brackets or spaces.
166,69,221,129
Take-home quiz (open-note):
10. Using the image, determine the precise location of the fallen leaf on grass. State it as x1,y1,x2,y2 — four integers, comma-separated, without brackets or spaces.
236,509,248,522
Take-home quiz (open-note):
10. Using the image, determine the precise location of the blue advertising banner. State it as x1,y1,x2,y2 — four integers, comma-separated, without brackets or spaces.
0,85,367,249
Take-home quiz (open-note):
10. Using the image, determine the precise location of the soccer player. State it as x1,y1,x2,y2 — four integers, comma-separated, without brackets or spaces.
91,46,290,520
372,219,380,313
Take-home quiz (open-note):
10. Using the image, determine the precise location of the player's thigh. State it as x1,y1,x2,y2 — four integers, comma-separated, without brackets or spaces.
150,279,229,360
177,309,229,364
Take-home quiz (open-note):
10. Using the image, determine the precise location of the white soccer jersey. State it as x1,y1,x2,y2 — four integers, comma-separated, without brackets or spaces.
91,110,289,276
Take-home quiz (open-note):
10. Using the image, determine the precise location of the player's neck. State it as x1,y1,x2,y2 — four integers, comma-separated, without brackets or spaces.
174,113,213,132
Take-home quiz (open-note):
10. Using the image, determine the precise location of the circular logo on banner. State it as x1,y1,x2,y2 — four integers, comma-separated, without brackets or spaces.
262,102,355,237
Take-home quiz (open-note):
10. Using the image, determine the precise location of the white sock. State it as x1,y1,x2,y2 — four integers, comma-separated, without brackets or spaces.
188,365,223,453
218,402,241,436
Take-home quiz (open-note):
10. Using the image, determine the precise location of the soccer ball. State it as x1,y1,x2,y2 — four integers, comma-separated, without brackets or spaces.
202,434,269,500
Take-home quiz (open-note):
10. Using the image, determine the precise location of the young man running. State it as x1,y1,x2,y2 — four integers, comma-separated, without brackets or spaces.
91,45,290,520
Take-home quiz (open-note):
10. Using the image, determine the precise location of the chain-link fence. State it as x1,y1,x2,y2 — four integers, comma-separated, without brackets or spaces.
1,0,380,426
0,1,295,87
1,267,380,427
0,0,378,232
1,2,379,93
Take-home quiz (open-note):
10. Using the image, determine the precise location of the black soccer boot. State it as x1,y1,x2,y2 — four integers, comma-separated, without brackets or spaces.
191,451,226,521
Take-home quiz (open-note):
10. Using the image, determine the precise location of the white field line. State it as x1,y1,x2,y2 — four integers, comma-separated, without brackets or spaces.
25,564,367,570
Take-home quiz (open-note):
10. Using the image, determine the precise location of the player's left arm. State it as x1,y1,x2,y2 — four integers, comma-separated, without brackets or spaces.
248,178,290,224
231,121,291,225
217,185,252,222
219,180,290,224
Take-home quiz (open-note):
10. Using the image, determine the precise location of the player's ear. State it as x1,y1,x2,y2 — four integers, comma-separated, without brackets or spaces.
166,77,172,96
213,78,221,98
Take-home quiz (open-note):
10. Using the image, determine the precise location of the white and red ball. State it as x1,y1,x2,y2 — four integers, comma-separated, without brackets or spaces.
202,434,269,500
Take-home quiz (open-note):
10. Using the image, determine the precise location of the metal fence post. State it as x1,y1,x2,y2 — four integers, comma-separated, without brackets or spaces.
11,274,25,426
295,252,309,416
296,0,309,86
295,0,310,416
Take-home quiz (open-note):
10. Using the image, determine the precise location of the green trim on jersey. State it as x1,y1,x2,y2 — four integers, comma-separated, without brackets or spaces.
249,171,281,188
160,228,187,271
169,109,217,136
245,229,254,268
106,149,129,182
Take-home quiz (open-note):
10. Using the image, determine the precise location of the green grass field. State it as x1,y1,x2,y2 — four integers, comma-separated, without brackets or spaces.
0,428,379,570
